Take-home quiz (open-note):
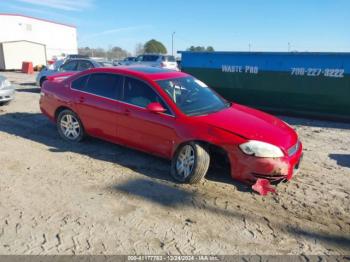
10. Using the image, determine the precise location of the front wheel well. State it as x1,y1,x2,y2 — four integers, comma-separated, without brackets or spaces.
173,140,231,172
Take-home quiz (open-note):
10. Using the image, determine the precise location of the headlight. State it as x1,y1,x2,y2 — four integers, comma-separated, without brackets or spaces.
0,79,11,89
239,140,284,158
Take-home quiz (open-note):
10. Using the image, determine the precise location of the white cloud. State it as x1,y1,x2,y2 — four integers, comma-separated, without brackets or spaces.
16,0,94,11
80,25,153,41
7,4,78,22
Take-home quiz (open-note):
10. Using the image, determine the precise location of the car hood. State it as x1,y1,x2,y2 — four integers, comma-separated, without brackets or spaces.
195,104,298,151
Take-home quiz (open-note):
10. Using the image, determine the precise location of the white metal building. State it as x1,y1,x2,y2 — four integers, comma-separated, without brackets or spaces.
0,40,47,70
0,13,77,62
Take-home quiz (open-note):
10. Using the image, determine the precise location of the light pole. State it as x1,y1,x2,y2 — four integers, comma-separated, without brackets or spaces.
172,32,176,56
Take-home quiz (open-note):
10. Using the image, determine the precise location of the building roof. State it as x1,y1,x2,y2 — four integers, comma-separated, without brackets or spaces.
0,13,76,28
0,40,46,46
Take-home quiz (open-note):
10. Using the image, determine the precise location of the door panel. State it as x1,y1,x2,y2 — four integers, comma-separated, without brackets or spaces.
117,76,177,158
72,73,123,142
118,104,176,158
77,94,121,141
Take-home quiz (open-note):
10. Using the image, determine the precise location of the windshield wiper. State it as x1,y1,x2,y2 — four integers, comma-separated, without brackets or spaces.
188,106,226,117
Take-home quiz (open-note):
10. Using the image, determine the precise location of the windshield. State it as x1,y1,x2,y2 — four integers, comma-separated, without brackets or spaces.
163,56,176,62
48,60,64,71
98,61,113,67
157,77,229,116
142,55,160,61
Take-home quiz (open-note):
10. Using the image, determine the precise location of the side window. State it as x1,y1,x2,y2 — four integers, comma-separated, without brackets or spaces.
77,61,94,71
60,61,78,72
123,77,171,114
84,73,123,99
71,75,89,90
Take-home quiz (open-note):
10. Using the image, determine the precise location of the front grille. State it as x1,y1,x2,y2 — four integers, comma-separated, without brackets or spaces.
288,141,300,156
0,96,11,99
252,173,287,182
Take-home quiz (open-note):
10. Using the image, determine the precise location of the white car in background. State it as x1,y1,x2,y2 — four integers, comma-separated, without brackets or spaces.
115,57,136,66
0,75,15,106
133,54,179,71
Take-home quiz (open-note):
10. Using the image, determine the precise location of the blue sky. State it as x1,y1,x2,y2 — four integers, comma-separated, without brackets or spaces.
1,0,349,54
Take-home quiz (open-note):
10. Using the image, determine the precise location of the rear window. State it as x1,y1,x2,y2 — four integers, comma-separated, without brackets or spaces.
163,56,176,62
72,75,89,90
85,73,123,99
72,73,123,100
142,55,160,62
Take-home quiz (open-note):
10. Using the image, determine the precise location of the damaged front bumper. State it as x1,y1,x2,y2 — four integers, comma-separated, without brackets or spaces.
227,141,303,185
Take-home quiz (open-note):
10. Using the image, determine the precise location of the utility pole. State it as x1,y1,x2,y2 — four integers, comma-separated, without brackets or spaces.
172,32,176,56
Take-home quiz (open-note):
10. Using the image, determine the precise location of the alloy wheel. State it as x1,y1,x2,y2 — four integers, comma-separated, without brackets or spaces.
60,114,81,140
176,145,195,179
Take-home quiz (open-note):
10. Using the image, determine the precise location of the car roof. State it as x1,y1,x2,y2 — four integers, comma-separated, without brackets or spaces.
66,58,95,63
64,58,102,67
81,66,188,81
139,54,175,57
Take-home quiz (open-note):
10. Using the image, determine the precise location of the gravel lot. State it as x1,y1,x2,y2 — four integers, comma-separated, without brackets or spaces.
0,72,349,255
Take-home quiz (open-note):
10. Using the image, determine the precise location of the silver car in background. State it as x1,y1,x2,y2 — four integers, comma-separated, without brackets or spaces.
133,54,179,71
115,56,136,66
0,75,15,105
36,58,102,87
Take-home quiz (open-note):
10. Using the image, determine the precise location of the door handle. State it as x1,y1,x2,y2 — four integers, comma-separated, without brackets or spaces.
79,96,85,103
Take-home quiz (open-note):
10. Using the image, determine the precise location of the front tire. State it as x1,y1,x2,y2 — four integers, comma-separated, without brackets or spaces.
171,142,210,184
57,110,85,142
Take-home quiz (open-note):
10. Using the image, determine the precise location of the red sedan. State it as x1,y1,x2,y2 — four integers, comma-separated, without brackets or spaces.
40,66,303,189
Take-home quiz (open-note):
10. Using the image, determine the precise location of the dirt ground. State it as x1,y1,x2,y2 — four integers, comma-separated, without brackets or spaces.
0,71,349,255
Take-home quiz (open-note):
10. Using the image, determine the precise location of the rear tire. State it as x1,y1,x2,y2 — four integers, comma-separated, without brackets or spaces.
0,101,10,106
57,110,85,142
171,142,210,184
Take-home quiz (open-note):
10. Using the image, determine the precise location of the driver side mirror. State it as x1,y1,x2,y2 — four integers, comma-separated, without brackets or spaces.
146,102,166,114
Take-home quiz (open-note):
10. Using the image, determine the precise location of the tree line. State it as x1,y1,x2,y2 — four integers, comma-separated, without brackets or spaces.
78,39,215,59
